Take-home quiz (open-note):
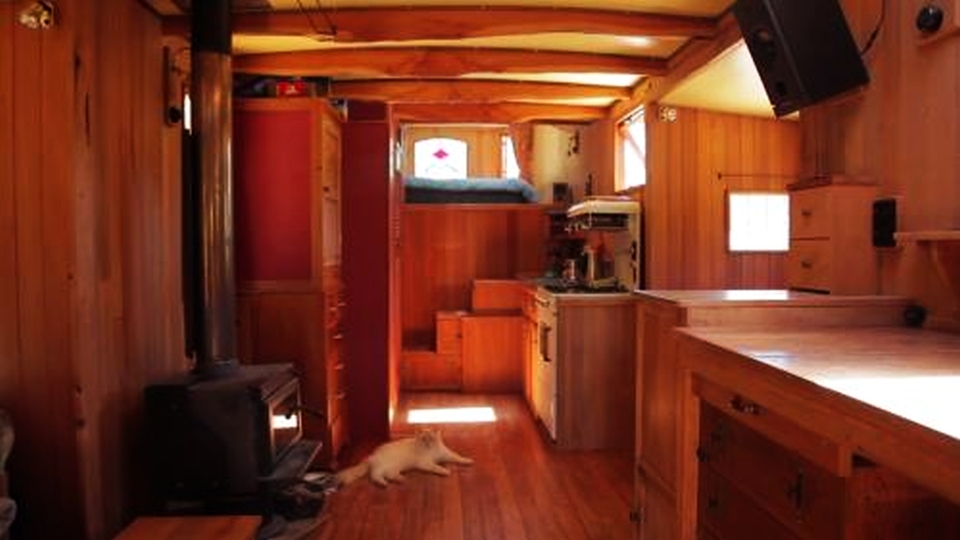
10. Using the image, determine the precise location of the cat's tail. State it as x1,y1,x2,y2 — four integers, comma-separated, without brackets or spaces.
335,460,370,487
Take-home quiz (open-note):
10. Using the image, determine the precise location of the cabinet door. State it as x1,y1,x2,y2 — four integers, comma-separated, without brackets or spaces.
234,105,315,284
461,316,524,392
319,111,342,267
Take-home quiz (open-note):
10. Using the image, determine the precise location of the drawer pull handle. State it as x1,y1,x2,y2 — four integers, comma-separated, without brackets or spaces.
336,392,347,400
800,259,813,269
696,447,709,463
800,208,813,217
786,469,805,514
729,395,761,415
333,333,344,341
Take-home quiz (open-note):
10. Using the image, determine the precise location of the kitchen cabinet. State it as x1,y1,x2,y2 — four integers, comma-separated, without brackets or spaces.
233,97,346,466
786,176,877,294
633,290,910,540
542,292,636,450
675,326,960,540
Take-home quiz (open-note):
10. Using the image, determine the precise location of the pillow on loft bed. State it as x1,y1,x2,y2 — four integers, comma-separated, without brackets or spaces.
404,176,539,204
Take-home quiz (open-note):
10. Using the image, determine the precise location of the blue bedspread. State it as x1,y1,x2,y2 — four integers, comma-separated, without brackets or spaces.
404,177,539,203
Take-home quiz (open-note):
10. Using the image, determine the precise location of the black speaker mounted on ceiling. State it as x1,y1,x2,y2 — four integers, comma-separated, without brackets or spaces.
732,0,870,117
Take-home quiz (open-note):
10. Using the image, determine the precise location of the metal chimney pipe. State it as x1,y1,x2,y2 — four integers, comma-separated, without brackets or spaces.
191,0,238,375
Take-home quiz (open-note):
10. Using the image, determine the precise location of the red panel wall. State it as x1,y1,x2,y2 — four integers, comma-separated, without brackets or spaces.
234,109,313,281
342,116,392,444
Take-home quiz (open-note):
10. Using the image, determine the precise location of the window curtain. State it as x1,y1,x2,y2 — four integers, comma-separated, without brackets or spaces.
508,123,534,183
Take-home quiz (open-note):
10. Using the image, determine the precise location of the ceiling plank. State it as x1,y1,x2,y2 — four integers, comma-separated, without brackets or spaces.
234,47,666,78
329,79,628,103
610,11,743,120
164,7,717,41
391,102,607,124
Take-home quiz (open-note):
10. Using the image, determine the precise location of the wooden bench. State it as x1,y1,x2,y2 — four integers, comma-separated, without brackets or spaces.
113,516,261,540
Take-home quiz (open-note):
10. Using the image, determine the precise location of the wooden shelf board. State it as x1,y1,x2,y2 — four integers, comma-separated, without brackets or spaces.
894,230,960,242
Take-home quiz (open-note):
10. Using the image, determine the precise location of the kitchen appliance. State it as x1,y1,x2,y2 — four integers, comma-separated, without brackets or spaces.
567,198,641,290
533,290,558,440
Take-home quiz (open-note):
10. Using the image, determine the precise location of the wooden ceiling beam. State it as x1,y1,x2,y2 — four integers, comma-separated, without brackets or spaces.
164,7,717,41
391,102,607,124
328,79,628,103
234,47,666,78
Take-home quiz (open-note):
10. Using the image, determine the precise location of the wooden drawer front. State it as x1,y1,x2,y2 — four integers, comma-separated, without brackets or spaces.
698,466,799,540
327,371,347,423
324,289,345,329
786,240,831,293
695,378,845,476
329,411,347,460
790,188,831,239
698,404,846,540
436,315,462,355
400,351,462,390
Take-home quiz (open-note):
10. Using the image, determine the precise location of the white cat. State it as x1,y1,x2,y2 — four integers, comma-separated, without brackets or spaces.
336,429,473,487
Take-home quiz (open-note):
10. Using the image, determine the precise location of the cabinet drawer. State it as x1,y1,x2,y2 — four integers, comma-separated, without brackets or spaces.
790,189,831,239
786,240,831,293
699,465,799,540
699,403,846,540
436,312,463,355
695,378,845,475
324,291,345,329
329,411,347,460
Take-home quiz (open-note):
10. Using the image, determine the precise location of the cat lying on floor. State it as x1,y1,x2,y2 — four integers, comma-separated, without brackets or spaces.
336,429,473,487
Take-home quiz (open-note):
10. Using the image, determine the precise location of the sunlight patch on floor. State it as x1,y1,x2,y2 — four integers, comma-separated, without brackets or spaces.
407,406,497,424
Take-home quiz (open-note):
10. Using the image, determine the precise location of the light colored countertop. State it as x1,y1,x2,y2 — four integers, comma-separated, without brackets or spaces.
633,289,910,308
680,326,960,441
678,325,960,504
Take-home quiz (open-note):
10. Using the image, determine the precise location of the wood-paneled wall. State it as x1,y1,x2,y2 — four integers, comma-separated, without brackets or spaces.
801,0,960,325
645,107,801,289
400,205,549,349
0,2,185,539
400,125,506,178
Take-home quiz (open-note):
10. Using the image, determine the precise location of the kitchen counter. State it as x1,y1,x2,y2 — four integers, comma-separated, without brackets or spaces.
677,325,960,507
634,288,911,327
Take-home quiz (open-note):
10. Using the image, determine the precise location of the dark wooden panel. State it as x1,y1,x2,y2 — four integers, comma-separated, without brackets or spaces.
234,108,314,282
400,205,548,349
342,118,392,445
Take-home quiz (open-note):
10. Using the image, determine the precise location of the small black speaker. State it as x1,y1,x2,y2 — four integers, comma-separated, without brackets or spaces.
872,198,897,248
733,0,870,117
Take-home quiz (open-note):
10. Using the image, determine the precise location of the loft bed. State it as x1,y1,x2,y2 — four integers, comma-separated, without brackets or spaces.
403,176,539,204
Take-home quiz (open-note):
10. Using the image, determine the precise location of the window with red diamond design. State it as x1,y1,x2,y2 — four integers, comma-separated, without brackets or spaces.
414,137,468,179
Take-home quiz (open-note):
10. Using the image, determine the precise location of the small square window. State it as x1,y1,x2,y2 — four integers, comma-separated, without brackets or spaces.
728,192,789,252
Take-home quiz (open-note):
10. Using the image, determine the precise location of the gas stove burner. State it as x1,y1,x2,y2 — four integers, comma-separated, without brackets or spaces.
542,281,628,294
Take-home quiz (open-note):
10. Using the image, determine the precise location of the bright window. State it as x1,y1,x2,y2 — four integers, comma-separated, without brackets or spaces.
501,135,520,178
619,108,646,189
414,137,468,179
728,192,790,252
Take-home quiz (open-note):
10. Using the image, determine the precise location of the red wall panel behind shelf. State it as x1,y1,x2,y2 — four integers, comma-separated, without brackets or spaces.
234,109,313,281
342,119,391,444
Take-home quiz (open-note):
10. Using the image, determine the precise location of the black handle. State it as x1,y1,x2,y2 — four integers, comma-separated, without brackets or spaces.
730,395,761,415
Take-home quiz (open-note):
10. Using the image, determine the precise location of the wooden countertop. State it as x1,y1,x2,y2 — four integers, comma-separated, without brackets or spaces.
633,289,909,308
677,325,960,504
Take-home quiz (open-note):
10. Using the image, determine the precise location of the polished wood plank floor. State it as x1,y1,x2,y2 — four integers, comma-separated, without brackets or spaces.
312,393,634,540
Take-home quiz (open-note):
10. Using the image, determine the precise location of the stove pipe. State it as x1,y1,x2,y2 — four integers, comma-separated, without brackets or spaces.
190,0,238,376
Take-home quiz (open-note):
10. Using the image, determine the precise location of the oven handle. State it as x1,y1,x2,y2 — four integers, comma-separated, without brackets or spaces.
539,324,552,363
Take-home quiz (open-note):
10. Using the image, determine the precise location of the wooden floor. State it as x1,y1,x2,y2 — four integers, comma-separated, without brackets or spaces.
310,393,634,540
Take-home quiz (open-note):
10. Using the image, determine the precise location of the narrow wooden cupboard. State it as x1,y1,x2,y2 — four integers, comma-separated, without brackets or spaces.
233,97,347,466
